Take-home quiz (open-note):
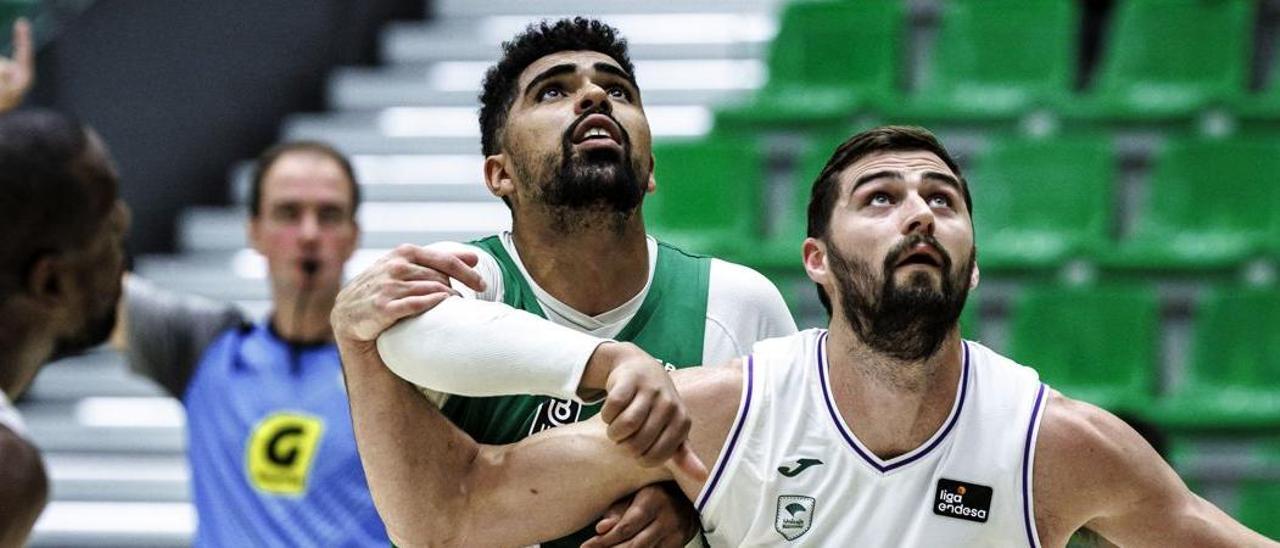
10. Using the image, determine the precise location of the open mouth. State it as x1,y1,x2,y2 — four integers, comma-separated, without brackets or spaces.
570,113,623,147
896,245,943,269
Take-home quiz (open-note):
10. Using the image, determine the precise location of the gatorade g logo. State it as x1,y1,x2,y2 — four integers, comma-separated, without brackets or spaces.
933,478,993,523
529,398,582,435
246,412,324,496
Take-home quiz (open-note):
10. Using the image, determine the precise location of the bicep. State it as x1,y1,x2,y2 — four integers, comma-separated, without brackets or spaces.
1037,395,1267,547
468,417,668,545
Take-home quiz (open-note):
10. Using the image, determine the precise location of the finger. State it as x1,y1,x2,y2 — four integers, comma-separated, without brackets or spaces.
388,279,458,300
383,292,450,319
594,497,628,534
627,399,678,465
606,390,652,444
621,526,662,548
666,443,709,486
404,245,486,293
587,495,657,546
12,18,31,74
599,376,637,424
383,257,460,291
640,407,691,466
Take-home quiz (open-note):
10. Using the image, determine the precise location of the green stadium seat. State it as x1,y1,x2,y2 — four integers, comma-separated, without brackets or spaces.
1068,0,1251,121
749,131,846,273
645,137,763,258
1158,288,1280,430
1238,439,1280,539
1238,479,1280,540
714,0,902,129
1102,139,1280,270
893,0,1077,121
1009,284,1159,415
968,136,1113,271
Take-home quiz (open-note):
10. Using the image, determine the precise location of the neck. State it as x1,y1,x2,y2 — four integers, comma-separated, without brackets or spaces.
511,207,649,316
0,303,55,399
271,287,337,344
825,319,965,460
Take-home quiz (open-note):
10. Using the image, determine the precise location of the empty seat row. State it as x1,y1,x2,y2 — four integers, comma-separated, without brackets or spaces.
716,0,1276,128
982,284,1280,431
645,135,1280,273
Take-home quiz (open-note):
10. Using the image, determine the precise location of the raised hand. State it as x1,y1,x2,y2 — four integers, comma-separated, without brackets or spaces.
330,244,485,347
0,18,33,113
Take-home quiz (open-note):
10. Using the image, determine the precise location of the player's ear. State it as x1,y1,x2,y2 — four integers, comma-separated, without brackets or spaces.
802,237,828,286
969,260,980,291
25,253,63,304
645,153,656,194
483,154,516,200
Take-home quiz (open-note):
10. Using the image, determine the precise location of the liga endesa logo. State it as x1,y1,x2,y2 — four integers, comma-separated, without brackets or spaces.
933,478,993,523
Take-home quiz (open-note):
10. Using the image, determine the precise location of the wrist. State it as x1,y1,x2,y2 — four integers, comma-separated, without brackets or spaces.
578,342,649,400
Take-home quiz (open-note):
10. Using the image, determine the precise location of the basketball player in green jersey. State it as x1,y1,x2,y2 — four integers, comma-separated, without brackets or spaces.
333,18,796,548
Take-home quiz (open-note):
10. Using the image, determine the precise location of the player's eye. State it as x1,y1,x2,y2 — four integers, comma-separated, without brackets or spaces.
928,194,952,208
868,192,893,206
271,204,301,222
607,85,631,101
537,85,566,102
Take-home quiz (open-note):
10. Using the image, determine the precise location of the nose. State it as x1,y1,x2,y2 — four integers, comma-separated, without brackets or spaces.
576,82,611,116
900,193,936,236
298,212,321,241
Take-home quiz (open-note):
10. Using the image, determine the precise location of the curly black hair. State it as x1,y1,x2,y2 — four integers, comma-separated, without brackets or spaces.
478,17,635,157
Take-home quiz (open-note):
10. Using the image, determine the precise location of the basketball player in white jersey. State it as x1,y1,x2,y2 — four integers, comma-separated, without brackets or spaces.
343,126,1274,546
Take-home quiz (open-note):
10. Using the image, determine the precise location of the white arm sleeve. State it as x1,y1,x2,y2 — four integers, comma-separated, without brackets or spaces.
376,297,608,403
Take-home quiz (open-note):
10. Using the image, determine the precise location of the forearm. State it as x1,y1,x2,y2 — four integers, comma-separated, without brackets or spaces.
339,339,480,546
345,338,664,546
376,297,613,401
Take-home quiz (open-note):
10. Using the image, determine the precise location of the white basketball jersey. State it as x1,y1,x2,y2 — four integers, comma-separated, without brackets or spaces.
696,329,1048,547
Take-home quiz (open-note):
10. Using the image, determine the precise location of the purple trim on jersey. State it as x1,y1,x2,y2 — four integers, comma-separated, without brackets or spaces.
817,332,971,473
1022,383,1048,548
695,354,755,513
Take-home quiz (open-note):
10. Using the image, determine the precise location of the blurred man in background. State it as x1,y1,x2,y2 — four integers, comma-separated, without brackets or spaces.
0,106,128,546
333,17,797,547
113,141,387,545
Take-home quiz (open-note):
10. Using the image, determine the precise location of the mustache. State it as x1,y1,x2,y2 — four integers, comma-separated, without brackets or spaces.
882,233,953,273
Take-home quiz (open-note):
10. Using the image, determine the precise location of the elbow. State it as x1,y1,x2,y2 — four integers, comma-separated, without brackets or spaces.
379,445,489,548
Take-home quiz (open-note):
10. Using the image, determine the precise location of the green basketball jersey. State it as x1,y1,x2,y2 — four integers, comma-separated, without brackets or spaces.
441,235,711,547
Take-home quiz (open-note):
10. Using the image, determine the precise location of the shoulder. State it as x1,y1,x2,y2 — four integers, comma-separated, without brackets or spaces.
672,359,748,469
0,426,48,514
426,240,503,301
706,259,796,330
1032,392,1180,542
707,259,783,302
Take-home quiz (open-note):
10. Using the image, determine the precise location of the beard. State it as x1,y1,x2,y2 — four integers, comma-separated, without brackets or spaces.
519,110,647,235
49,299,118,362
828,234,973,362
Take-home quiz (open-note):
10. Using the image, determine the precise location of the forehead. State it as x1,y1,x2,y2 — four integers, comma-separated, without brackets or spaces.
836,150,955,189
260,151,353,205
516,50,626,90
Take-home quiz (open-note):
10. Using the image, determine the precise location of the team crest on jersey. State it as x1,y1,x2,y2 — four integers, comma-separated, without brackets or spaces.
529,397,582,435
245,412,324,496
774,495,816,541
